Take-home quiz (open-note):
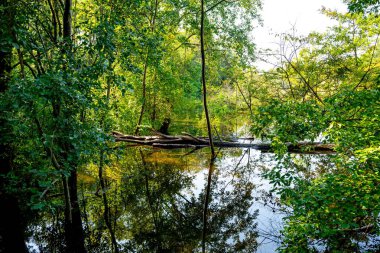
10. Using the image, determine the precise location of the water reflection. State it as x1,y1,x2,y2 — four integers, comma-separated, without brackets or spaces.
27,146,334,252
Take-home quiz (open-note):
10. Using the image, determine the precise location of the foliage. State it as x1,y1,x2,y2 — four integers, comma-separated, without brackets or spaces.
250,9,380,252
346,0,380,13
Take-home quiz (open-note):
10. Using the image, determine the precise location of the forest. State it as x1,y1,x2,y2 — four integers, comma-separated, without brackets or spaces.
1,0,380,252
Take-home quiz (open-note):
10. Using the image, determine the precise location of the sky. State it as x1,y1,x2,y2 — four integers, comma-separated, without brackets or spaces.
254,0,348,70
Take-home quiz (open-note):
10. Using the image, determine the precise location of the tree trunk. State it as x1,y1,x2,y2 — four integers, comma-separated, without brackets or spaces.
135,56,149,135
65,169,87,253
0,3,28,252
63,0,72,41
135,0,159,135
61,1,87,252
112,132,336,154
200,0,215,158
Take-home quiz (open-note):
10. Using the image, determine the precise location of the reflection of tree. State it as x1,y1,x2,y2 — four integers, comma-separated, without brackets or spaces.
201,149,259,252
80,172,122,252
99,151,120,252
27,148,259,252
120,148,259,252
202,172,258,252
118,148,197,251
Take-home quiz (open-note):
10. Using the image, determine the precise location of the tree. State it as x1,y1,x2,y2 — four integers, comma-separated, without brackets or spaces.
251,9,380,251
346,0,380,13
0,1,28,252
200,0,215,158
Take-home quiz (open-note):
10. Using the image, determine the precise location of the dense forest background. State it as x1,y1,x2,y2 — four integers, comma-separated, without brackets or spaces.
1,0,380,252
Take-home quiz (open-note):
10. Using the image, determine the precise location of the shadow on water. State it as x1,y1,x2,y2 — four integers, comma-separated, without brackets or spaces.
27,146,336,252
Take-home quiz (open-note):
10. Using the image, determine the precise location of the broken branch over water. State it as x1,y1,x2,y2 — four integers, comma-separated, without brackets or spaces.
111,131,335,154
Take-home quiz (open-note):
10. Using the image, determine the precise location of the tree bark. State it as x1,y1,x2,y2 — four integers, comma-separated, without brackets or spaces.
200,0,215,158
66,169,87,253
112,132,335,154
61,1,87,252
0,2,28,252
135,55,149,135
63,0,72,40
0,55,28,253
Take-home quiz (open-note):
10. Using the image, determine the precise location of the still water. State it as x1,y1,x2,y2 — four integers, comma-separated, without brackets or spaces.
27,145,329,252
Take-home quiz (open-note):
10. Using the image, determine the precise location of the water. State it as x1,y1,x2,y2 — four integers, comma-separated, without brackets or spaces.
26,145,332,252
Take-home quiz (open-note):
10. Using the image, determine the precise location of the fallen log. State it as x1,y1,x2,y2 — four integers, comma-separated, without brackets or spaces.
152,144,208,149
111,131,335,153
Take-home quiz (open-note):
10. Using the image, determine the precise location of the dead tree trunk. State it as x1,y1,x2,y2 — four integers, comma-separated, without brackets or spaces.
112,132,335,154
